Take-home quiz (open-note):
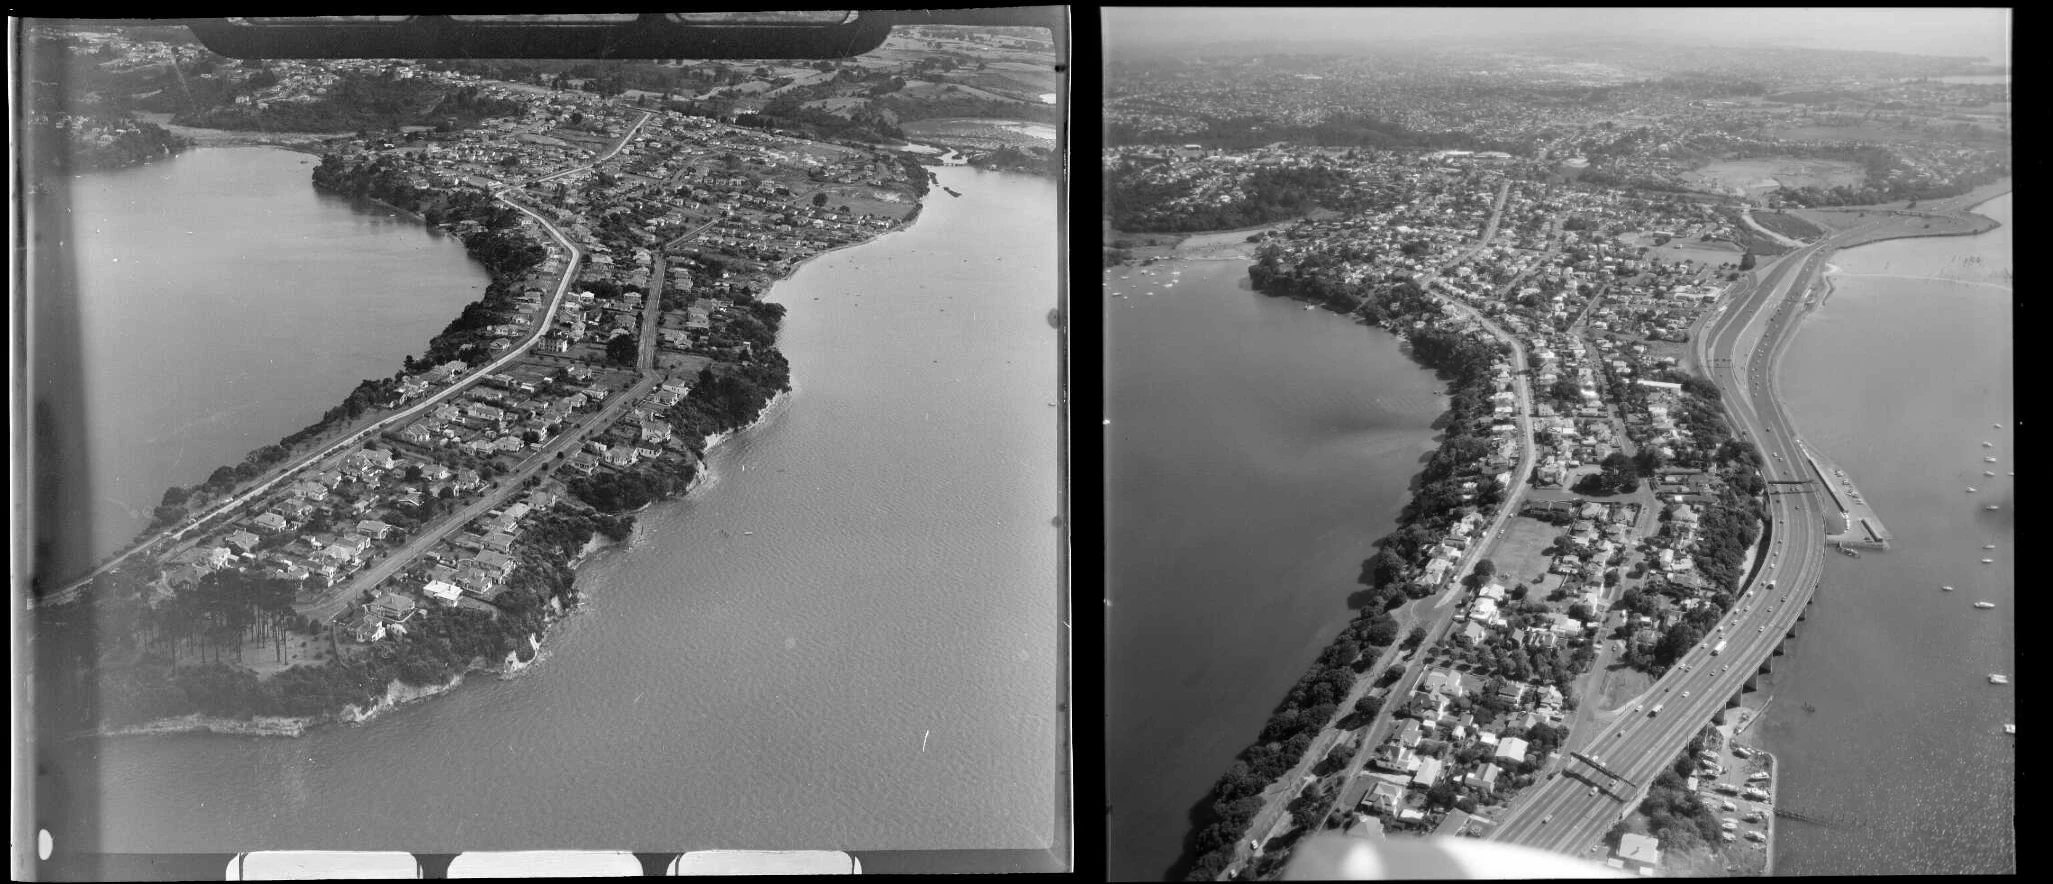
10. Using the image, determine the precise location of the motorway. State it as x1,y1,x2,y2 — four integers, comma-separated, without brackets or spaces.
40,111,655,608
1487,217,1904,856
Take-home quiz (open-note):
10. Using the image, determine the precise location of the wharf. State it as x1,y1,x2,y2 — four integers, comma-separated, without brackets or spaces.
1798,441,1891,549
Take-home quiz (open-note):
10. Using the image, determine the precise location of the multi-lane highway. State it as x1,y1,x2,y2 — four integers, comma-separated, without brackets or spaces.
1488,217,1900,855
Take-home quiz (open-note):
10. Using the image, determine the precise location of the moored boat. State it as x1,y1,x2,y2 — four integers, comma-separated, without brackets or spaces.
1988,673,2008,684
1974,601,1996,609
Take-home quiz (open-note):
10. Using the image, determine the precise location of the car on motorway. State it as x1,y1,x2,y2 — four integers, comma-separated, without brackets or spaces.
1635,703,1644,713
1682,691,1691,698
1590,786,1600,796
1542,815,1553,824
1759,625,1766,633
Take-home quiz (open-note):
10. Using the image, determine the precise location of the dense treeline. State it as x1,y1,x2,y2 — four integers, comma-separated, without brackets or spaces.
1180,296,1512,881
1109,165,1350,233
969,143,1058,178
736,95,903,143
1108,111,1507,153
30,114,192,173
92,504,599,727
1180,611,1396,881
175,71,524,133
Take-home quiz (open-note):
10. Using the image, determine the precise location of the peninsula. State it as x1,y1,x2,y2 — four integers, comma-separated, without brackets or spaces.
37,67,932,739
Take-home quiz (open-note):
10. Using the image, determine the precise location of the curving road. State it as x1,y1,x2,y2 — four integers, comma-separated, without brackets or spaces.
40,111,655,607
1486,215,1905,856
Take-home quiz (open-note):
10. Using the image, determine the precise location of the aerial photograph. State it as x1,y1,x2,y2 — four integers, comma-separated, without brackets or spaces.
1106,7,2009,879
18,11,1066,878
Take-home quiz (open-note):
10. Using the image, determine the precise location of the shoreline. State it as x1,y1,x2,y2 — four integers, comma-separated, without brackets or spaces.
83,133,920,738
1168,255,1523,879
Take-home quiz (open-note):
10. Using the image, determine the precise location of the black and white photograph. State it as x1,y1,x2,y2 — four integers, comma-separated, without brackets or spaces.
17,11,1068,878
1105,7,2010,879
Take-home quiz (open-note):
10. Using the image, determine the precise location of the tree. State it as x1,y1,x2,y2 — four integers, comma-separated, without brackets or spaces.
1475,558,1497,583
1365,614,1401,648
605,333,638,367
1738,251,1757,271
1403,625,1429,650
812,192,829,207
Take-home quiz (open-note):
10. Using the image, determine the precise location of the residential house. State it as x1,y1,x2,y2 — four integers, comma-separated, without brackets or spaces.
474,550,517,580
369,592,418,623
224,530,262,556
1497,681,1529,705
1494,736,1529,765
253,512,289,534
1410,756,1443,790
1366,780,1407,816
422,579,464,605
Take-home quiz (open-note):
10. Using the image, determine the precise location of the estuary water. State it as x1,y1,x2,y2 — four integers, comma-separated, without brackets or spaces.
37,146,491,583
46,165,1059,857
1762,192,2013,874
1105,256,1448,879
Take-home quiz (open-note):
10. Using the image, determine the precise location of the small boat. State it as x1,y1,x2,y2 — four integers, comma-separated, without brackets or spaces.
1974,601,1995,609
1966,487,1977,493
1988,673,2008,684
1984,544,1996,550
1985,456,1999,463
1942,585,1955,592
1984,471,1996,477
1982,441,1993,447
1995,423,2004,429
2005,724,2015,734
1986,505,1999,511
1980,558,1993,563
1305,305,1316,310
743,531,754,536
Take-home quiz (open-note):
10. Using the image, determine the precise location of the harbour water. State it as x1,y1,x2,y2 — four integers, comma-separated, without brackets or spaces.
1105,256,1448,879
1760,191,2013,873
36,146,491,583
42,165,1059,856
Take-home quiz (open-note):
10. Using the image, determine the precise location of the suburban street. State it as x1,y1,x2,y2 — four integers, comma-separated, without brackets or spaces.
40,111,654,608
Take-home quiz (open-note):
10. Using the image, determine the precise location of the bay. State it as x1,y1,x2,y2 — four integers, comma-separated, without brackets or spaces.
52,165,1059,856
1105,257,1448,880
1761,192,2013,874
39,146,491,582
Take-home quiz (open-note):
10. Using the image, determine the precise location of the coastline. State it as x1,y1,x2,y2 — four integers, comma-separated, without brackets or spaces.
1744,184,2008,874
86,144,919,738
1168,253,1516,879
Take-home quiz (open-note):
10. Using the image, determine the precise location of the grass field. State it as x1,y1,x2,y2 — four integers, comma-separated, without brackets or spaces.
1749,211,1826,243
1486,515,1564,588
1679,157,1866,198
1594,661,1654,711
